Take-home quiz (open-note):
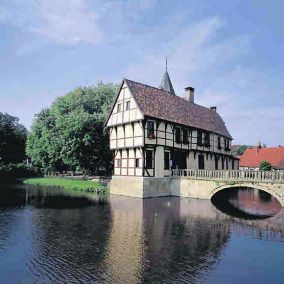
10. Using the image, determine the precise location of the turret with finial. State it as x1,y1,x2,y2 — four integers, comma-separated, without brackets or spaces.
159,57,176,95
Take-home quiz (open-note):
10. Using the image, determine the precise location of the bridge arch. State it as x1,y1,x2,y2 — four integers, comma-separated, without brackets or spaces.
209,183,284,206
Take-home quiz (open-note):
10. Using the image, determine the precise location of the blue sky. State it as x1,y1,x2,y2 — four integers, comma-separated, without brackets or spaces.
0,0,283,145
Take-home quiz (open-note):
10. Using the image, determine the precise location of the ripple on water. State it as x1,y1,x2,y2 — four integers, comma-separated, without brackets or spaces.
1,186,284,283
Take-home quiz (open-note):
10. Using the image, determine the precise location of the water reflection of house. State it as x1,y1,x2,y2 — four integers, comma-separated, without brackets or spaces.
103,196,231,283
102,195,284,283
101,196,144,283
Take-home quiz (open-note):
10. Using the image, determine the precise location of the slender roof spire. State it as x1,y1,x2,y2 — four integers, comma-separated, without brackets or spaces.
159,58,176,95
257,138,262,149
166,56,168,71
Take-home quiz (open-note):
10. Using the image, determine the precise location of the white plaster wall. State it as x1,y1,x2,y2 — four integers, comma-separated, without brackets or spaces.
107,83,143,127
205,155,215,170
110,121,143,150
165,124,173,147
188,152,198,169
155,146,164,178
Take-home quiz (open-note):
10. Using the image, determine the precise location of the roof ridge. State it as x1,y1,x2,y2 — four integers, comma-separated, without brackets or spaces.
249,146,284,150
124,78,172,94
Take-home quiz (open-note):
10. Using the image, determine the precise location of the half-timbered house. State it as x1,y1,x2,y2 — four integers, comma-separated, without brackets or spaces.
105,69,239,197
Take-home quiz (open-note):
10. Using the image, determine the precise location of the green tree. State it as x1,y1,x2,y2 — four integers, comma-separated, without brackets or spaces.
0,112,27,164
26,82,117,175
236,145,253,156
259,160,272,171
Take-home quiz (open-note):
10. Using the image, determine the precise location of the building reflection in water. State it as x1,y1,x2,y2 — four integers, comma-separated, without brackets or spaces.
1,185,284,283
103,194,284,283
102,196,231,283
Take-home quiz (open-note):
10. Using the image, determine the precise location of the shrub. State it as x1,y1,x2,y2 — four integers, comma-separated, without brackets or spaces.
0,163,38,181
259,160,272,171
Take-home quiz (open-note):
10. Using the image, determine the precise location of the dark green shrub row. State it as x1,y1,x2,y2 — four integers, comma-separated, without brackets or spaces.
0,163,39,181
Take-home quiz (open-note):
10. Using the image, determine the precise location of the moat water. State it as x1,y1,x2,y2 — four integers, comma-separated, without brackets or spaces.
0,185,284,284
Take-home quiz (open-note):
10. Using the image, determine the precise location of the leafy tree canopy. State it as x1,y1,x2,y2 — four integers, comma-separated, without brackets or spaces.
0,112,27,164
26,82,118,174
235,145,253,156
259,160,272,171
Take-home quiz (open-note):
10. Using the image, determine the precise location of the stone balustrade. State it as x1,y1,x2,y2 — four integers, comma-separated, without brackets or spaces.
171,169,284,183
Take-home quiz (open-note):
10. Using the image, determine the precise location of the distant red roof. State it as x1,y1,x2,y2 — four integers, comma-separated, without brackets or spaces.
239,146,284,169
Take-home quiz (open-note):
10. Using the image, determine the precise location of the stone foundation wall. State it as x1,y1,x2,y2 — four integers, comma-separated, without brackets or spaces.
110,176,144,198
110,176,284,206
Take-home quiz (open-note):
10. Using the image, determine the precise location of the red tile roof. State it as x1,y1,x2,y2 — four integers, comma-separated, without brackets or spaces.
124,79,232,139
239,146,284,169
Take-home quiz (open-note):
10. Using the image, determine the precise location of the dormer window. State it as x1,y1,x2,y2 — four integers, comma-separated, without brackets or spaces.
125,101,130,110
117,103,121,112
147,121,155,139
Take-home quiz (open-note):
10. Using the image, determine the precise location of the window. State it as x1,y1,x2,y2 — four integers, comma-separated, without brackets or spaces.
204,133,210,147
221,157,224,169
145,150,154,169
117,103,121,112
117,159,122,168
232,159,235,170
175,128,181,143
198,155,205,169
125,101,130,110
225,139,230,151
183,129,189,144
197,131,203,146
147,121,155,138
226,158,228,170
218,137,222,149
135,158,140,168
164,152,170,170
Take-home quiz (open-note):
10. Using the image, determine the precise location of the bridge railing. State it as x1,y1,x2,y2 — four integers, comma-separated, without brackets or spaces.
171,169,284,183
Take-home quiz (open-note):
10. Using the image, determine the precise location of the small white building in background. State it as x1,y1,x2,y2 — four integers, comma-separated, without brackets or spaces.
105,69,239,197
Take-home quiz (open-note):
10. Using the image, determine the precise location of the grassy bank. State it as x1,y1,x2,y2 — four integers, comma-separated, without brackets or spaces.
23,177,107,193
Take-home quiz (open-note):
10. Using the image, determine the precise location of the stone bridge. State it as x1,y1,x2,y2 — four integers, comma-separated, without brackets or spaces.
171,169,284,206
110,170,284,205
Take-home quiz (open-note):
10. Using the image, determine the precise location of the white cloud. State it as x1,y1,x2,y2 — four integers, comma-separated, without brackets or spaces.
34,0,102,45
122,17,247,89
0,2,282,145
0,0,157,46
0,0,102,45
122,16,282,145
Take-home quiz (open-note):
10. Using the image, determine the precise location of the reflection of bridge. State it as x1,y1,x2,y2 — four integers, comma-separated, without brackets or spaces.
104,196,284,283
171,169,284,206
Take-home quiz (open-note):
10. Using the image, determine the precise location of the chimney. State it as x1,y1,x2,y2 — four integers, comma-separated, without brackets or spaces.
185,87,195,103
210,106,217,112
